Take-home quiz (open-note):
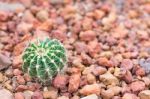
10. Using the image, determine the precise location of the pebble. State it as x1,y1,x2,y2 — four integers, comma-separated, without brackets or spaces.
43,87,58,99
121,59,133,70
53,75,68,89
100,72,119,86
0,2,25,12
80,30,96,41
23,91,33,99
130,81,145,93
122,70,133,83
16,22,33,33
14,92,24,99
136,67,145,76
68,73,81,93
0,89,13,99
0,11,9,21
0,73,4,82
79,84,101,95
16,75,25,85
122,93,139,99
0,53,11,70
13,69,22,76
139,90,150,99
57,96,69,99
36,10,49,22
142,77,150,86
139,58,150,74
51,30,67,41
16,85,28,92
92,66,107,76
32,91,43,99
74,42,88,53
88,40,101,57
101,89,115,99
81,94,98,99
98,57,113,67
5,68,13,77
86,73,96,84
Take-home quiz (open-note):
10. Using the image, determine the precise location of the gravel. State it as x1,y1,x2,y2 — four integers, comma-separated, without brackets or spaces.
0,0,149,98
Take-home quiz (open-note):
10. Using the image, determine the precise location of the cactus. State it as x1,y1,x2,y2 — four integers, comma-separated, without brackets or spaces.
22,38,67,83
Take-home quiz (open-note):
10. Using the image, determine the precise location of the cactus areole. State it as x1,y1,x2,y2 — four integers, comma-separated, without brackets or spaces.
22,38,67,83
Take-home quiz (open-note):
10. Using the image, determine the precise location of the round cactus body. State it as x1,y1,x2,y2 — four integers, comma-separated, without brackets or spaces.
22,38,67,83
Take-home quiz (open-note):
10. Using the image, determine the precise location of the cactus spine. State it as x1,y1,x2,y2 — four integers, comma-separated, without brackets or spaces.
22,38,67,83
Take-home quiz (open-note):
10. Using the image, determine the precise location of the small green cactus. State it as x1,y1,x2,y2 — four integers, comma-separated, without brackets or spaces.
22,38,67,83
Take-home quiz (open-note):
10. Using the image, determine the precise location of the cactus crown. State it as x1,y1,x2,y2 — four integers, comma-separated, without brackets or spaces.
22,38,67,83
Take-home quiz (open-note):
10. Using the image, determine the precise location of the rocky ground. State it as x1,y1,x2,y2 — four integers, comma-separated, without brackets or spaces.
0,0,150,99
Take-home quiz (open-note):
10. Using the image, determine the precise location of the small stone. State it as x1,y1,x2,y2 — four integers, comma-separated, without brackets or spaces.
122,70,133,83
36,10,49,22
71,95,80,99
32,91,43,99
23,91,33,99
86,73,96,84
121,59,133,70
16,75,25,85
130,81,145,93
68,73,81,93
122,93,139,99
12,55,22,68
0,53,11,70
57,96,69,99
74,42,88,53
142,77,150,86
80,30,96,41
14,92,24,99
51,30,67,41
109,86,122,95
16,85,28,92
0,73,4,82
43,87,58,99
100,72,119,86
101,89,115,99
53,75,68,89
81,94,98,99
88,40,101,57
98,57,113,67
13,69,22,76
16,22,33,33
94,9,105,19
79,84,101,95
23,73,31,82
136,67,145,76
0,2,25,12
92,66,107,76
5,68,13,77
0,11,9,21
139,90,150,99
0,89,13,99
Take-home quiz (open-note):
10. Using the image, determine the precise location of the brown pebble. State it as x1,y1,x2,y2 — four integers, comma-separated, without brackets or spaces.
53,75,68,89
68,73,81,93
80,30,96,41
121,59,133,70
98,57,113,67
17,75,25,85
130,81,145,93
32,91,43,99
14,92,24,99
101,89,115,99
79,84,101,95
92,66,107,76
13,69,22,76
122,93,139,99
